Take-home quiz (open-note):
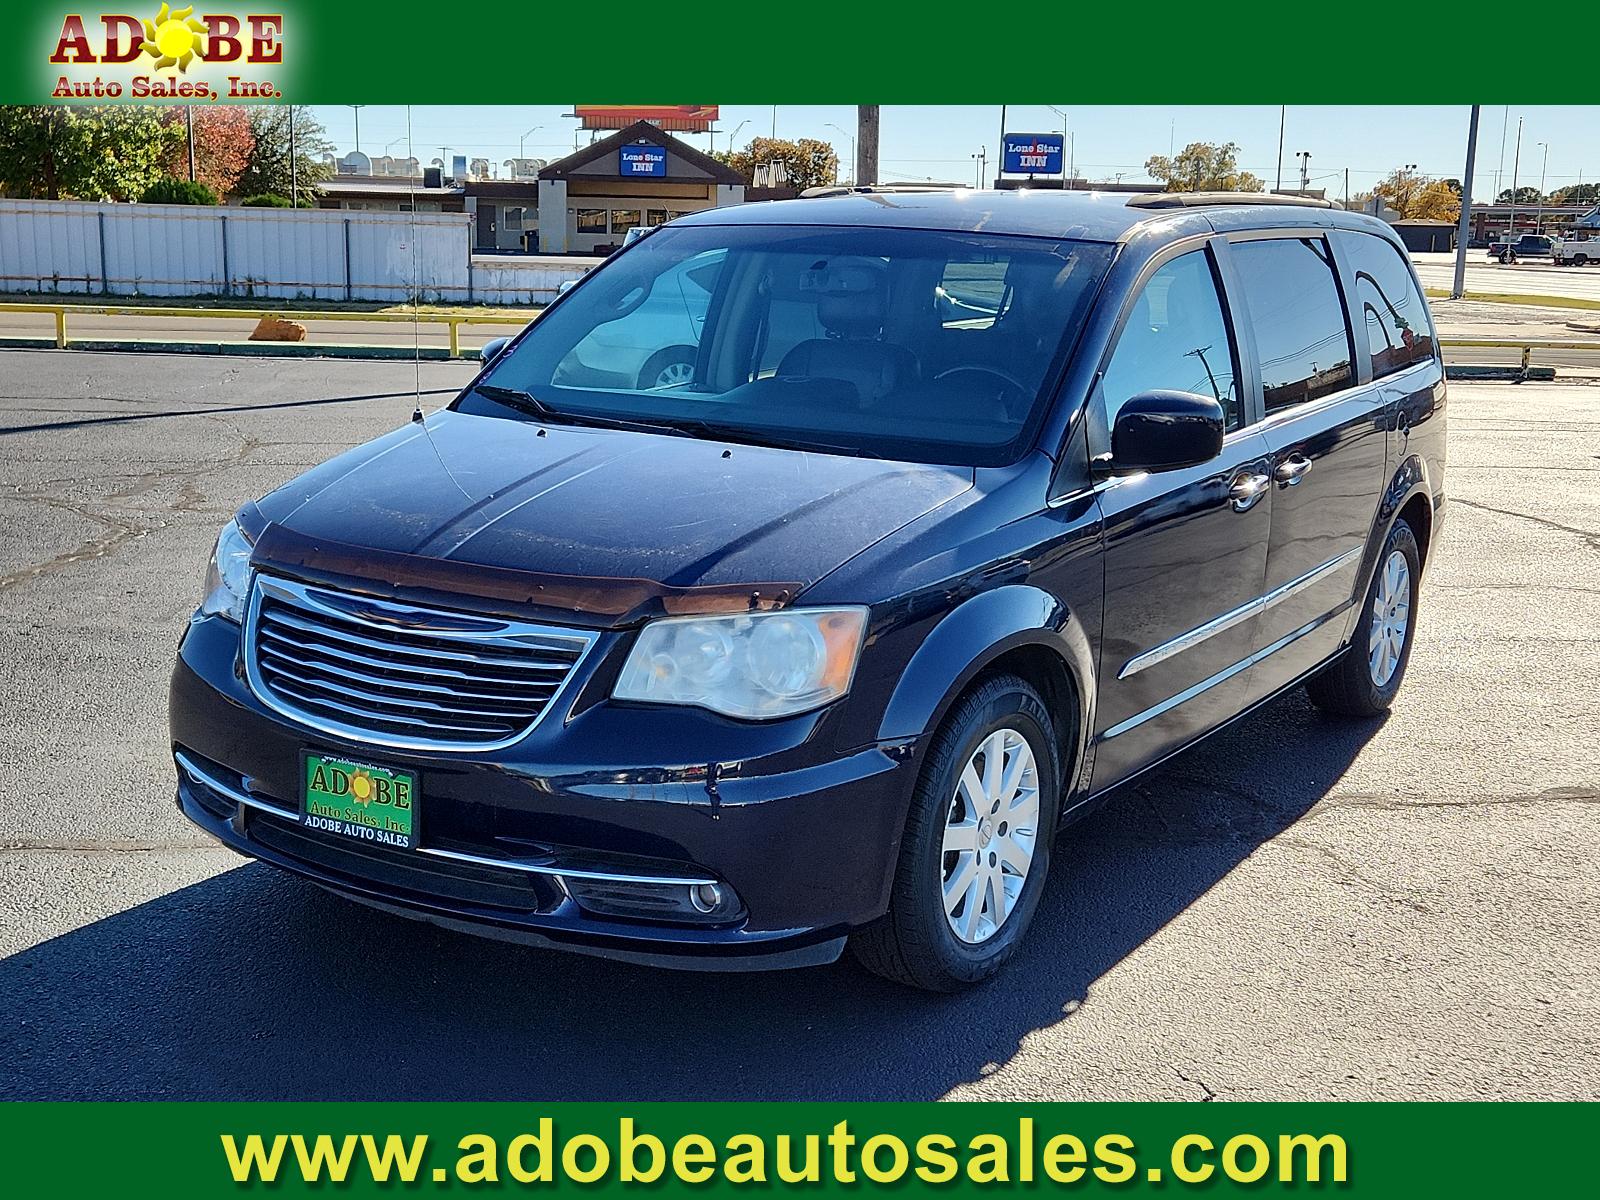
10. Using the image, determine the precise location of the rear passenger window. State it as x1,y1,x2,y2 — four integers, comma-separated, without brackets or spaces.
1230,237,1354,413
1101,249,1242,431
1334,230,1437,378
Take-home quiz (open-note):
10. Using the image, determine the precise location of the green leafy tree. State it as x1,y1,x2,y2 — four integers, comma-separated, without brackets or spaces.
140,177,218,205
234,106,331,207
239,193,292,207
713,137,838,191
1495,185,1544,205
1144,142,1264,192
1550,183,1599,206
0,105,184,200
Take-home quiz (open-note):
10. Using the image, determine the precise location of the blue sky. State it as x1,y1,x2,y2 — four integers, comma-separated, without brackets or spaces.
308,105,1596,202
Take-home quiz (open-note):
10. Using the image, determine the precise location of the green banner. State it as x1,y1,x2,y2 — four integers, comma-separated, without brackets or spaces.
8,1,1597,104
1,1103,1594,1193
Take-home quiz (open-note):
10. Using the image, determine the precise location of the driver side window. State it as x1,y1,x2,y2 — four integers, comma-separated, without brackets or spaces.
1102,249,1241,432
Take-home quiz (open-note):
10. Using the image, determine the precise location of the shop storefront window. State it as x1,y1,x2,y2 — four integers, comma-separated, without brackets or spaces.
576,209,607,233
611,209,642,233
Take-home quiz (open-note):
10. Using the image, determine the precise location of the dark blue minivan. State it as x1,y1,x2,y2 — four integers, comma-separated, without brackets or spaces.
170,189,1445,990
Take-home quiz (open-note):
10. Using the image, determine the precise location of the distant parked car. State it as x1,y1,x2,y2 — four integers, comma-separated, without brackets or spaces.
1487,233,1552,263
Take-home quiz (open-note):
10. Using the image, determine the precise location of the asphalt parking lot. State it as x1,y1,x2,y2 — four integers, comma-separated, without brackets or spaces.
1,350,1596,1101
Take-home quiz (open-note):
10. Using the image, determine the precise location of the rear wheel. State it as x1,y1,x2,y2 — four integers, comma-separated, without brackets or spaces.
636,346,697,390
851,674,1060,991
1307,519,1421,717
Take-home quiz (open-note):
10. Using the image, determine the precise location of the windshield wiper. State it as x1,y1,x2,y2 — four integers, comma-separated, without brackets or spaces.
473,384,694,438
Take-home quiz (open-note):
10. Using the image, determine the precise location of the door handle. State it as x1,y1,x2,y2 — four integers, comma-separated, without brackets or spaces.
1274,453,1313,486
1229,471,1270,512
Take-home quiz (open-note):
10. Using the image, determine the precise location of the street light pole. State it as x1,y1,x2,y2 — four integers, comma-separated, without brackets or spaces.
1295,150,1311,193
1275,105,1286,191
519,126,542,172
825,123,856,185
347,104,365,155
1536,141,1549,233
1452,105,1480,300
1508,117,1523,241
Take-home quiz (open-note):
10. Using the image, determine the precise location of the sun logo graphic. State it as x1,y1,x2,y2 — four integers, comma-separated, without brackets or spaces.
347,769,375,806
139,3,208,72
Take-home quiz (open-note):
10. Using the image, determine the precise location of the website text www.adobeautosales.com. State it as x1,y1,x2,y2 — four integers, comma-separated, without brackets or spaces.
221,1118,1348,1187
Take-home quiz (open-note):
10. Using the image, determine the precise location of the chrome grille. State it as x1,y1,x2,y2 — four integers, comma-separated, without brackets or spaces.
243,574,595,751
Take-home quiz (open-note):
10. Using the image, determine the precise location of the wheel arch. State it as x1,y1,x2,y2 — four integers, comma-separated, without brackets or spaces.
876,585,1097,809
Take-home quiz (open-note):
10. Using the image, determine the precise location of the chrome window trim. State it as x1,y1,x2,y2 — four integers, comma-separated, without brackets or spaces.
1103,608,1341,741
1118,545,1363,680
242,574,598,754
174,750,717,888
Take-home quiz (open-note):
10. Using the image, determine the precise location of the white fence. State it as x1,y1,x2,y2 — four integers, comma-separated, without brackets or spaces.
0,199,589,305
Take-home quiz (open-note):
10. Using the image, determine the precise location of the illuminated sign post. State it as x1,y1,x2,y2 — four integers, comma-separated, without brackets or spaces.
1001,133,1065,177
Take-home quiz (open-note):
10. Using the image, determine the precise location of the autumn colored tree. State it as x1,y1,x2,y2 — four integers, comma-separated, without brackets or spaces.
1144,142,1264,193
713,137,839,191
161,106,253,198
0,105,183,200
1374,168,1460,222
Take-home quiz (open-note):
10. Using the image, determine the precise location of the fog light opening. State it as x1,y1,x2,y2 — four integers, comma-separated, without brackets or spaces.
690,882,723,914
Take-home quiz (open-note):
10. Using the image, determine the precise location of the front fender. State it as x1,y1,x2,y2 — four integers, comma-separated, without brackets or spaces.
876,584,1097,801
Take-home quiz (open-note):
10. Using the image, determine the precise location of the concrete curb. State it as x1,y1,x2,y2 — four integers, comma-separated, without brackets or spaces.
1445,364,1558,382
0,337,487,361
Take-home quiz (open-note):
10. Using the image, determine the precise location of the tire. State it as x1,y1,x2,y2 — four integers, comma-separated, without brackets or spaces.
1307,519,1421,718
1576,255,1590,267
850,674,1061,991
636,347,696,390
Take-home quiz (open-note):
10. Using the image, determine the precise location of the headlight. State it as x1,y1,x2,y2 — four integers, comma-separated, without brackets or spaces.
200,519,254,623
613,607,868,720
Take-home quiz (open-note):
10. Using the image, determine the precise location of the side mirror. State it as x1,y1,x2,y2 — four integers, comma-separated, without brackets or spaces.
1110,389,1225,473
480,337,510,364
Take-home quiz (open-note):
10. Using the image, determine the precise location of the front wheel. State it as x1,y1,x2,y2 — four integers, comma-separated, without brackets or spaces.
1307,519,1421,717
851,674,1060,991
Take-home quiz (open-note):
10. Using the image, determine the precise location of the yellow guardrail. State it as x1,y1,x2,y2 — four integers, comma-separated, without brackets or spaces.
2,303,1599,365
0,301,535,359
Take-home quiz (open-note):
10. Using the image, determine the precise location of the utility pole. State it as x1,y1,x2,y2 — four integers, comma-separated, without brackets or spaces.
1494,105,1508,209
1295,150,1311,193
1508,116,1523,241
185,105,196,181
289,105,297,206
1452,105,1480,300
1275,105,1286,191
856,105,879,188
998,105,1007,179
1344,167,1350,211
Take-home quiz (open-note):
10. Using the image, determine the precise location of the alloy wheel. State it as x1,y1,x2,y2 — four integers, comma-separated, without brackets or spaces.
941,728,1040,945
652,360,694,388
1368,549,1412,688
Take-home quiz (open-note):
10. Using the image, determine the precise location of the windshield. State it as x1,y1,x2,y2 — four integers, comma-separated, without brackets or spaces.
457,223,1114,466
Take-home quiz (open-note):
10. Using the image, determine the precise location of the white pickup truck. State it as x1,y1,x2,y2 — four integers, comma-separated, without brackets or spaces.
1550,235,1599,266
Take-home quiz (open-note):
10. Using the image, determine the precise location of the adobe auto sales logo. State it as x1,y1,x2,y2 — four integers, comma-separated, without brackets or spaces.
47,4,286,100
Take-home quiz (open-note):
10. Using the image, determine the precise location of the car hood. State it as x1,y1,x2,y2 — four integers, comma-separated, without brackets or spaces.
248,410,972,626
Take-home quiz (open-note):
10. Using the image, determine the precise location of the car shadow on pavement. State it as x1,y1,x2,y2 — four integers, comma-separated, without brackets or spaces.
0,690,1383,1101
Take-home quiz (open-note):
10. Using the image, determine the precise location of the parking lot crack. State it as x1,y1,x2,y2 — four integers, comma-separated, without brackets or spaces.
1451,498,1600,552
1169,1065,1219,1101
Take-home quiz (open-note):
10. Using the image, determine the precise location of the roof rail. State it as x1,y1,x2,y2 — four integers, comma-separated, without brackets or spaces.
799,184,960,198
1126,191,1337,210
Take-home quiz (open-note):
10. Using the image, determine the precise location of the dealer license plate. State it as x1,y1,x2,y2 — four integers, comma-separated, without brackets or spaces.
301,752,417,851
